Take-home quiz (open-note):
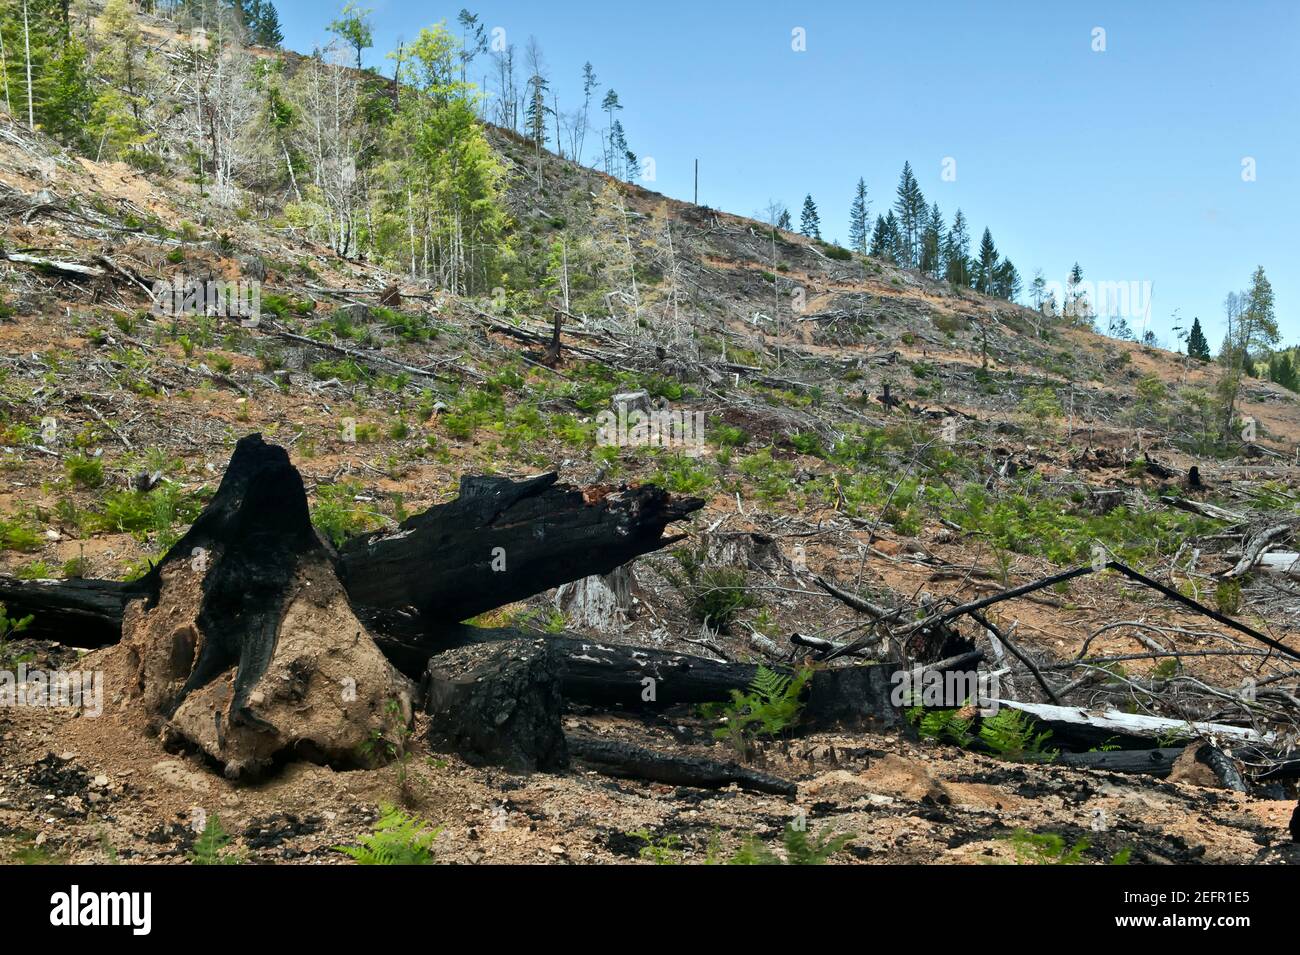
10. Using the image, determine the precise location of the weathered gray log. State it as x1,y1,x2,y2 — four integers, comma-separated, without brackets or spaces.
995,699,1271,748
567,733,796,796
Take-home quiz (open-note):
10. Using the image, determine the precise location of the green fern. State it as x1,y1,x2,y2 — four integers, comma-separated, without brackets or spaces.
711,666,813,756
335,804,442,865
630,829,684,865
729,824,854,865
978,709,1055,760
907,705,975,747
189,814,243,865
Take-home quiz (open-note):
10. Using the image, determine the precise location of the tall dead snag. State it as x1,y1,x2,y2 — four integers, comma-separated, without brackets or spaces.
339,473,704,634
102,434,412,778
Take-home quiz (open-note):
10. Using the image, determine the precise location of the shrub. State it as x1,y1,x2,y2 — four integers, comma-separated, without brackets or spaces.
65,454,104,489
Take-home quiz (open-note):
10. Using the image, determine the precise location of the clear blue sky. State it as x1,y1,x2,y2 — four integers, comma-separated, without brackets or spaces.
276,0,1298,348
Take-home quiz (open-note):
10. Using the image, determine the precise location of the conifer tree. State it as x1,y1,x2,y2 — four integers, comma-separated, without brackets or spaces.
599,87,621,174
848,177,869,253
799,193,821,239
974,228,998,293
919,201,944,278
1186,316,1211,361
251,1,284,48
893,161,925,268
943,209,971,286
993,258,1020,302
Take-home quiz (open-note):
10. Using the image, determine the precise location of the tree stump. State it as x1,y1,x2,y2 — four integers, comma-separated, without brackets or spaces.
422,639,568,772
101,434,413,779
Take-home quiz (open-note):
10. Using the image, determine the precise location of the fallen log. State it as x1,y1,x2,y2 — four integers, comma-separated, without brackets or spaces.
1159,495,1247,524
339,473,704,632
0,576,127,645
0,249,106,279
994,699,1272,749
567,733,797,796
1226,524,1294,578
0,471,702,647
1048,747,1186,777
414,626,904,730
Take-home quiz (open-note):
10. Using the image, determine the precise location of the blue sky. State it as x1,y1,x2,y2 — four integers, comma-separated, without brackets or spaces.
276,0,1298,347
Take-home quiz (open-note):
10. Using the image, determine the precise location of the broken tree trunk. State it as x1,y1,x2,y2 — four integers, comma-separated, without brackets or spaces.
0,472,702,647
423,639,569,772
0,576,127,645
99,434,412,778
1047,747,1187,777
338,473,703,634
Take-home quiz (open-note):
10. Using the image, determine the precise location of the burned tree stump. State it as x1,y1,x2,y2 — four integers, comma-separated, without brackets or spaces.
101,434,412,778
422,639,568,772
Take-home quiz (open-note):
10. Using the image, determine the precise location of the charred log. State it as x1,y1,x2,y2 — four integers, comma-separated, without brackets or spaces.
338,473,703,631
422,639,568,772
567,733,796,796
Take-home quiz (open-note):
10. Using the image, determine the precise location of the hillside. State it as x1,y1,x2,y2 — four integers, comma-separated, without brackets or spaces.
0,5,1298,868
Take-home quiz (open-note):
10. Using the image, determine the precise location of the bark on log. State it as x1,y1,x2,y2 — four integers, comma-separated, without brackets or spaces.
567,733,797,796
1036,747,1186,777
339,473,703,632
0,576,128,645
397,625,903,731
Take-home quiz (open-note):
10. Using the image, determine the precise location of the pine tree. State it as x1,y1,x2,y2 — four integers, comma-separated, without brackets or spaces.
993,258,1020,302
776,208,792,231
919,202,944,278
1186,317,1211,361
578,61,597,163
944,209,971,286
526,71,549,149
608,118,629,179
893,161,925,268
251,1,283,48
1268,352,1299,392
599,88,621,174
799,193,821,239
973,228,998,293
848,177,869,253
0,0,91,144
